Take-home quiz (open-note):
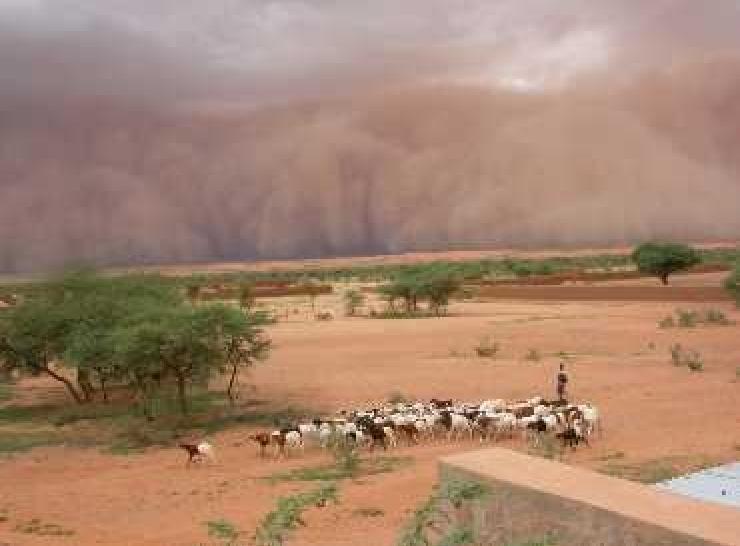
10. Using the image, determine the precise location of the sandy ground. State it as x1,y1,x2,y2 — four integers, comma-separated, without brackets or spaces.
1,274,739,545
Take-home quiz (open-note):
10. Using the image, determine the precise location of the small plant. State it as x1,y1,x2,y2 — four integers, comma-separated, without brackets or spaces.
206,519,240,542
647,342,656,350
669,344,703,371
397,479,488,546
669,343,684,366
255,482,339,546
686,358,704,372
524,348,542,362
388,391,410,405
660,308,735,328
659,316,676,328
704,308,734,325
676,309,699,328
14,518,75,536
330,436,360,475
474,336,500,358
343,289,366,316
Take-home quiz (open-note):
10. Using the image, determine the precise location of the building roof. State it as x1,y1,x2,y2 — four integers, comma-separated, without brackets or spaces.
655,462,740,509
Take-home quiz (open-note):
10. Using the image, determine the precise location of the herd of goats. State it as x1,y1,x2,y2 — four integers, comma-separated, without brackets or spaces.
180,396,601,465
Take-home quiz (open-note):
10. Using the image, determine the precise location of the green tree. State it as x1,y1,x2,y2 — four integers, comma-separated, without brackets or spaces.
57,272,180,403
418,274,461,316
343,289,365,316
725,263,740,305
378,275,421,313
0,297,83,403
212,305,272,403
632,242,700,285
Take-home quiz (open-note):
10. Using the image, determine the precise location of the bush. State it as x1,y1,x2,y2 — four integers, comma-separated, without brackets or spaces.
343,289,365,317
669,344,703,371
206,519,240,542
474,337,500,358
725,263,740,305
524,349,542,362
388,391,410,404
660,308,735,328
704,308,734,325
659,316,676,328
676,309,699,328
632,242,701,284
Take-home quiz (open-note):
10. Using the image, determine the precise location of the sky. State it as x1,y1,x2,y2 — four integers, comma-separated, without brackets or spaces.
1,1,739,271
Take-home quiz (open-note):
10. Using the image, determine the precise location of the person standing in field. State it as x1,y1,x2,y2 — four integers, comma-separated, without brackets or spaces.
556,363,569,401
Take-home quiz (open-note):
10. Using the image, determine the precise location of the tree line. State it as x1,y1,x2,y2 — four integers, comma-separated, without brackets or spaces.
0,270,271,417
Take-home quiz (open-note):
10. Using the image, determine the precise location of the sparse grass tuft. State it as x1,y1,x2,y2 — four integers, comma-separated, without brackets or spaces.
265,456,411,484
676,309,699,328
659,316,676,328
474,336,500,358
704,308,734,325
206,519,240,542
600,456,718,484
388,391,410,405
660,308,735,328
524,348,542,362
397,479,489,546
14,518,75,537
0,432,63,455
255,482,339,546
669,344,704,371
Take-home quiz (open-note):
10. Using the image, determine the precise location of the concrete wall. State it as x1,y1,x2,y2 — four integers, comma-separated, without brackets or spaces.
441,449,740,546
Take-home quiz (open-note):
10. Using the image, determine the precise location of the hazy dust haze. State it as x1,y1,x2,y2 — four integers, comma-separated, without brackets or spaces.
1,0,739,272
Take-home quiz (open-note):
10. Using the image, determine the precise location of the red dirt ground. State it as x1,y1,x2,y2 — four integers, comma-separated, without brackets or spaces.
1,273,739,545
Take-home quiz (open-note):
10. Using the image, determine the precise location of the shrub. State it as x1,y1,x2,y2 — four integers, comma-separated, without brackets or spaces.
669,344,703,371
725,263,740,305
632,242,700,285
206,519,240,542
474,337,500,358
255,483,339,546
524,349,542,362
343,289,365,317
661,308,734,328
704,308,734,325
388,391,410,404
676,309,699,328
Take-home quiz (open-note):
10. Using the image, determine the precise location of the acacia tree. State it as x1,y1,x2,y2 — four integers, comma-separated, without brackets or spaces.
219,308,272,403
58,272,181,403
632,242,700,285
419,274,461,316
0,297,83,403
378,274,421,313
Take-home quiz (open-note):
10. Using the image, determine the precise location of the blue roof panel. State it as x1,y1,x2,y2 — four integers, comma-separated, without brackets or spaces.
655,462,740,509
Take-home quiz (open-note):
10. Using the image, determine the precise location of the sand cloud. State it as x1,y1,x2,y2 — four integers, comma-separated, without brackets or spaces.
1,1,739,271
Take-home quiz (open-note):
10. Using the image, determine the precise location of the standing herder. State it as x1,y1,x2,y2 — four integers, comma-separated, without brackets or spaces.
556,363,569,401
